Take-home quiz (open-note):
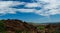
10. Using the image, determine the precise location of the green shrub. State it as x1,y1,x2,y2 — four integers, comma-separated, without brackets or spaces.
0,20,6,32
37,26,45,30
15,30,22,33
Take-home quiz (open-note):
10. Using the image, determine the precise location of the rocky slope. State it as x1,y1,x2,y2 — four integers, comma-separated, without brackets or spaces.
0,19,40,33
0,19,60,33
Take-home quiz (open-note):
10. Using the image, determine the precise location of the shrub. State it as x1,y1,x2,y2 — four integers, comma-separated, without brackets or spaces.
0,20,6,33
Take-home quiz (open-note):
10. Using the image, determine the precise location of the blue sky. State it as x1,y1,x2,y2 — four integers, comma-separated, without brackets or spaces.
0,0,60,23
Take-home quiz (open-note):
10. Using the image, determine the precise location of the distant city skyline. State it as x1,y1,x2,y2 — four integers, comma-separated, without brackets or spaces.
0,0,60,23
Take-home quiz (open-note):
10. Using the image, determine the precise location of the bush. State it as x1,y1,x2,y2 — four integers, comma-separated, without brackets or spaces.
0,20,6,32
37,26,45,30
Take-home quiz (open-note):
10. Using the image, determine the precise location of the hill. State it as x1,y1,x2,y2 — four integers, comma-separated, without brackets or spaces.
0,19,60,33
0,19,40,33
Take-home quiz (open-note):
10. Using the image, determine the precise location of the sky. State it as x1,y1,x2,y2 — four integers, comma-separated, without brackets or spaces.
0,0,60,23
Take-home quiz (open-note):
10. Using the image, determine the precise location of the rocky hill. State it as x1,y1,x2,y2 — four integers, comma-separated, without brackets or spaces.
0,19,40,33
0,19,60,33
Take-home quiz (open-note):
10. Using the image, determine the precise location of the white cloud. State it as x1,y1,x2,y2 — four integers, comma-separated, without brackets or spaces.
0,1,25,14
0,1,25,8
0,0,60,16
0,1,36,15
25,3,41,8
32,0,60,16
25,0,60,16
17,9,35,13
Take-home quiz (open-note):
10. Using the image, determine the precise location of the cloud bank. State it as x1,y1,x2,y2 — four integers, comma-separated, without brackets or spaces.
0,0,60,16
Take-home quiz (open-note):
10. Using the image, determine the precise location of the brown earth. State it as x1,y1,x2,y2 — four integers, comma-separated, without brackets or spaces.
2,19,40,33
1,19,60,33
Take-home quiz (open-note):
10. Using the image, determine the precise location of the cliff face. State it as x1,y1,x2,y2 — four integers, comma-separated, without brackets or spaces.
2,19,39,33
